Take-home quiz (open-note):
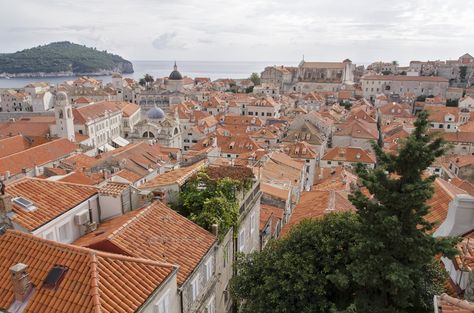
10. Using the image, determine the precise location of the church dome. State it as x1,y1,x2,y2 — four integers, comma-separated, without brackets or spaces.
147,107,165,119
169,62,183,80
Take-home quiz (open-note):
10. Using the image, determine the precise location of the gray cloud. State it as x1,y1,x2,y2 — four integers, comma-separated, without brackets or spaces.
152,32,184,49
0,0,473,63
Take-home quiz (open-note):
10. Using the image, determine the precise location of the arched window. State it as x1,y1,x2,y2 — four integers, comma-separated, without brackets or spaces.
174,128,179,135
67,108,72,118
59,110,64,119
143,131,155,138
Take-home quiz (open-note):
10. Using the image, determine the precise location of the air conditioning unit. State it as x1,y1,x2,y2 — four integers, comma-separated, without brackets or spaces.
74,210,90,225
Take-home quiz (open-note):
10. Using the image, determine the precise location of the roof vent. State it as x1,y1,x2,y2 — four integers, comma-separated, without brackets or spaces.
12,197,36,212
43,265,69,289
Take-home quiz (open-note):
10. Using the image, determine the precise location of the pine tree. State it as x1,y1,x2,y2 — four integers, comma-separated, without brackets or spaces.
348,111,458,313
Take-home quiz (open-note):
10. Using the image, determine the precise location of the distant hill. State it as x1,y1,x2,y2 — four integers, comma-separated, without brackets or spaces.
0,41,134,77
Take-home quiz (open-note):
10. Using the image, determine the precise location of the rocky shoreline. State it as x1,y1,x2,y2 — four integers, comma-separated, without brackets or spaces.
0,69,133,78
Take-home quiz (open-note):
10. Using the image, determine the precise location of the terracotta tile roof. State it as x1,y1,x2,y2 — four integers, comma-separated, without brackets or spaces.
334,119,379,139
223,115,264,127
426,178,466,231
0,230,175,313
60,153,99,170
58,171,104,185
282,141,317,159
139,160,206,189
0,138,77,177
121,102,140,117
313,167,358,192
451,177,474,195
72,101,124,124
72,96,91,104
0,116,55,139
217,133,260,154
99,182,129,196
322,147,376,164
425,105,462,123
281,190,354,235
450,155,474,168
114,169,142,183
443,132,474,143
260,204,284,233
379,103,413,118
5,178,98,231
459,122,474,132
249,97,279,108
362,75,449,82
97,142,175,177
261,183,290,201
269,151,305,171
261,159,302,188
0,135,32,158
74,201,216,285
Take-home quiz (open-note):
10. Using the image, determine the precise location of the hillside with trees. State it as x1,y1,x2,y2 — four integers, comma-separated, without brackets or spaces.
0,41,133,76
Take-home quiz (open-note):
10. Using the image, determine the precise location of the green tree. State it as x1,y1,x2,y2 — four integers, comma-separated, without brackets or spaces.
178,172,242,239
250,72,261,86
348,110,459,313
231,213,360,313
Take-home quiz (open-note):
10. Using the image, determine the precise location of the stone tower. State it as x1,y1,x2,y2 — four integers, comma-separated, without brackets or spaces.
342,59,354,85
54,91,75,142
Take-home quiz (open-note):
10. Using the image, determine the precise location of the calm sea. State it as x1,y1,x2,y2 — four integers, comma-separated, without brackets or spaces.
0,60,297,88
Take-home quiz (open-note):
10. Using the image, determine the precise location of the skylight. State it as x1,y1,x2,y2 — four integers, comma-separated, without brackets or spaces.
43,265,69,289
12,197,36,212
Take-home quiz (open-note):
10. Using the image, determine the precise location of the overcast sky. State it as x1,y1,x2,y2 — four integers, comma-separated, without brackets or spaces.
1,0,473,65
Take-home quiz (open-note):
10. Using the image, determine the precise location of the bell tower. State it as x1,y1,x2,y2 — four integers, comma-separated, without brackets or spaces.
54,91,75,142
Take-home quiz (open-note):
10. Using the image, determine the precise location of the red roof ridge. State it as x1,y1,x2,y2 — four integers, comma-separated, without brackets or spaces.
89,252,102,313
8,176,99,191
6,229,177,268
0,138,72,161
109,206,150,239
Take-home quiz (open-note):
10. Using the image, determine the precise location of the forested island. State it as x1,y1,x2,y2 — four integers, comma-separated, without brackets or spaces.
0,41,133,77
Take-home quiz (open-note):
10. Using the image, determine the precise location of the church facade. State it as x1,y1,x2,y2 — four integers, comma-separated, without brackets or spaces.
261,59,355,93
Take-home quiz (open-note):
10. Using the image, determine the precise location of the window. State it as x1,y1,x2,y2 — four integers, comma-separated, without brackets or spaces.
205,257,214,281
191,274,200,301
239,228,245,252
155,291,170,313
327,161,332,165
58,222,71,243
250,213,255,235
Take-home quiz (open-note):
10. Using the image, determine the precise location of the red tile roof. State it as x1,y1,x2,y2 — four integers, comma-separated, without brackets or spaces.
0,135,32,158
0,230,175,313
0,138,77,177
74,201,216,285
281,189,354,235
139,161,206,189
72,101,125,124
322,147,376,164
5,178,98,231
334,119,379,139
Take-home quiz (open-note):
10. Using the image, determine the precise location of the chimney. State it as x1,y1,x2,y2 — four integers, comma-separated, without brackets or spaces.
0,192,13,229
10,263,33,302
211,223,219,237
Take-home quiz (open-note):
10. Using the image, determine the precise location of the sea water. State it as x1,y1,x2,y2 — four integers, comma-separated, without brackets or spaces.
0,60,295,88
